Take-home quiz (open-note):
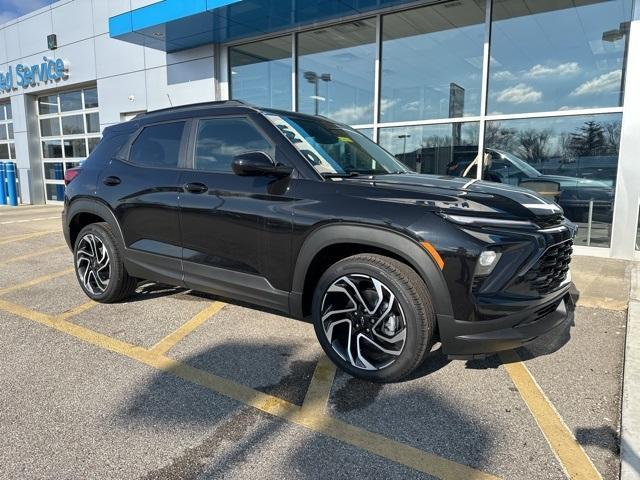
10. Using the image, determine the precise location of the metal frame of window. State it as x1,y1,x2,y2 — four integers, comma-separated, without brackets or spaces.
221,0,637,258
37,86,101,204
0,101,19,202
0,102,15,161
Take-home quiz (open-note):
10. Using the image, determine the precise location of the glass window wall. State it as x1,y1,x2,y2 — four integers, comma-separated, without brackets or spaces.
230,35,292,110
379,123,480,175
227,0,634,250
0,102,14,161
484,113,621,247
298,19,377,124
489,0,633,114
380,0,485,122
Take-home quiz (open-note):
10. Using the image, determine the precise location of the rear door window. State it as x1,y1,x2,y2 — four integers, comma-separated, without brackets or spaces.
129,122,186,168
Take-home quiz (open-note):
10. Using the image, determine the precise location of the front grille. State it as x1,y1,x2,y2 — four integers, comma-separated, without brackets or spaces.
535,213,563,229
523,240,573,295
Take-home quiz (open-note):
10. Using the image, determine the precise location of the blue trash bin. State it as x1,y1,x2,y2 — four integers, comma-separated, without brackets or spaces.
6,162,18,206
0,163,6,205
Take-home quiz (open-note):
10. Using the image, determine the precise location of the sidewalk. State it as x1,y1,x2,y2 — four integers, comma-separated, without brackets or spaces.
622,264,640,480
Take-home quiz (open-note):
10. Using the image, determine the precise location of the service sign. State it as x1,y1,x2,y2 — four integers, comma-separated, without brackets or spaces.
0,57,69,93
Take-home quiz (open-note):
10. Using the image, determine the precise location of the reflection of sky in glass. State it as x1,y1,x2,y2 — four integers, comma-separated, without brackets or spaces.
230,36,292,110
381,0,485,122
298,19,376,125
357,128,374,140
489,0,633,114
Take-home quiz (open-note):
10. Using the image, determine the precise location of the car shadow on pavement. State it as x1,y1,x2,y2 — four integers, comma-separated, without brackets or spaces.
119,342,494,479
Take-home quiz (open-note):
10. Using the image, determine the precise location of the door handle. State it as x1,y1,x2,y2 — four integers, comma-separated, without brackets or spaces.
103,176,121,186
185,182,208,194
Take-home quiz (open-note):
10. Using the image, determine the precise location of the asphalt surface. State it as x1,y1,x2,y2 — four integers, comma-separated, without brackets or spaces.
0,205,629,479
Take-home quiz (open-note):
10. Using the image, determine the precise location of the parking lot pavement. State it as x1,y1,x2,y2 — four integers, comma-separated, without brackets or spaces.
0,205,631,479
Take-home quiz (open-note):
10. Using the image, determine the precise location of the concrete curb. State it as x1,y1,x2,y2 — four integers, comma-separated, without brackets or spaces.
621,264,640,480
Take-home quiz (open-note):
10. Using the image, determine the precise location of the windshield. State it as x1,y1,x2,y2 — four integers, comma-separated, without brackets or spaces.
493,149,542,177
265,113,409,177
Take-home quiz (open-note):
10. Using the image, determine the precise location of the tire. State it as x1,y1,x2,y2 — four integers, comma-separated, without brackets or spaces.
312,254,435,382
73,222,138,303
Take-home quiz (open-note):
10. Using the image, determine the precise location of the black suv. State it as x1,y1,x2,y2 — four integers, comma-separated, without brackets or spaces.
63,101,576,382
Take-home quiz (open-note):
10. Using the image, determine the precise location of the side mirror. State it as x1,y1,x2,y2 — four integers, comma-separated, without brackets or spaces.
231,151,293,178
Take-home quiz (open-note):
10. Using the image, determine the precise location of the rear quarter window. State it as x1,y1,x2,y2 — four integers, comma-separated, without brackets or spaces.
129,122,186,169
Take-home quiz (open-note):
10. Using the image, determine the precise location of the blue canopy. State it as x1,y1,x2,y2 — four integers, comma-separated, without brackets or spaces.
109,0,418,52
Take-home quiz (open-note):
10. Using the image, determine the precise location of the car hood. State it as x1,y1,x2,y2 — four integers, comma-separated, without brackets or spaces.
534,174,612,189
343,173,563,220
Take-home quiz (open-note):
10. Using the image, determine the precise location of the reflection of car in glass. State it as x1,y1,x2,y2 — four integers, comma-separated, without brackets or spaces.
458,149,614,223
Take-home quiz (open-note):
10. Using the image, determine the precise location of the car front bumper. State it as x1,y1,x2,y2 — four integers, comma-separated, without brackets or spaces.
438,286,575,359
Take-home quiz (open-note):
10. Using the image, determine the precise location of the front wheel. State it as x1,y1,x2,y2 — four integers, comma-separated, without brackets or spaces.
74,222,138,303
312,254,435,382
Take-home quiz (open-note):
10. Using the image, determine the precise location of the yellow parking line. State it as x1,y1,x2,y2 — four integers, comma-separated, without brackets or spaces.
149,301,226,355
301,354,337,416
0,229,60,245
0,297,501,480
500,350,602,479
0,268,75,296
56,300,98,321
0,245,68,266
294,414,500,480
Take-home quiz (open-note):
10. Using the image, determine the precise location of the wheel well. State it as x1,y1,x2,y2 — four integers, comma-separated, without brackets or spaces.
69,212,105,247
300,243,420,318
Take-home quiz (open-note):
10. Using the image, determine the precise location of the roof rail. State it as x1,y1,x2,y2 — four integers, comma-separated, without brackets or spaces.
135,100,255,119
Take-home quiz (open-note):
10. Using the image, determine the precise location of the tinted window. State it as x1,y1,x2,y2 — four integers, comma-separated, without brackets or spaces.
129,122,186,168
194,118,273,173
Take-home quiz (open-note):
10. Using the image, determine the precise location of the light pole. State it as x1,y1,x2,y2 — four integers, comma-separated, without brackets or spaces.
304,71,332,115
398,134,411,158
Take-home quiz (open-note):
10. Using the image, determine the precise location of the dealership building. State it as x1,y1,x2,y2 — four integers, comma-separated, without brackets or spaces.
0,0,639,259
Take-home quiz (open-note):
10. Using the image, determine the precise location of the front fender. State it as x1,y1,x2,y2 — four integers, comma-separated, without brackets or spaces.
289,224,453,319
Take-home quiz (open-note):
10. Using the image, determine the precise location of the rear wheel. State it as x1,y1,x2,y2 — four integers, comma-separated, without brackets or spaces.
312,254,435,382
74,222,138,303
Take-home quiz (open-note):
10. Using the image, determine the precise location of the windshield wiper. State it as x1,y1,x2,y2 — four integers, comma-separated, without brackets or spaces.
321,171,362,179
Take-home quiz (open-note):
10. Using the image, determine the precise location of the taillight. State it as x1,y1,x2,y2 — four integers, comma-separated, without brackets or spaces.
64,167,81,185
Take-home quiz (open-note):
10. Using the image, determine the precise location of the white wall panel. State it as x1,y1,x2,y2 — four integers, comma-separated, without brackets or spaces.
52,0,95,45
131,0,163,9
94,33,145,78
98,70,148,124
145,58,215,112
108,0,133,17
0,28,8,64
92,0,110,36
3,23,22,63
17,11,52,58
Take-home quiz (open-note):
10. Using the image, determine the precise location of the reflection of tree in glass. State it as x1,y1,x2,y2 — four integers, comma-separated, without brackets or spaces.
486,120,621,163
518,129,550,162
568,121,606,156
